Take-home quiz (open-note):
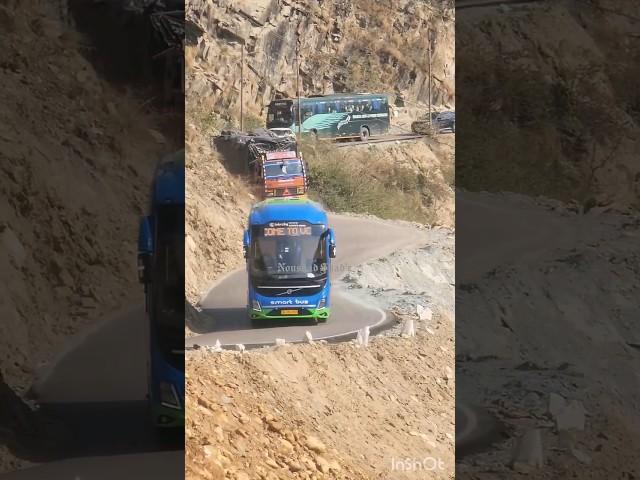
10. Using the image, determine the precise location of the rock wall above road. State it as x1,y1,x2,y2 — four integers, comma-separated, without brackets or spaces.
186,0,455,123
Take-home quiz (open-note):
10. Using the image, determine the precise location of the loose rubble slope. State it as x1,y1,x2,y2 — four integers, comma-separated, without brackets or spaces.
0,1,170,472
458,0,640,208
457,192,640,477
187,312,454,480
187,0,454,123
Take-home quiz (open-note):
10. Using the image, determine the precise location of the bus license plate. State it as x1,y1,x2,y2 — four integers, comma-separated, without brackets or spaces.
281,309,299,315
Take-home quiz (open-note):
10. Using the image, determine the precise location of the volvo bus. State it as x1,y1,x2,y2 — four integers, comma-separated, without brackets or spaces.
266,93,390,141
243,197,336,324
137,150,184,429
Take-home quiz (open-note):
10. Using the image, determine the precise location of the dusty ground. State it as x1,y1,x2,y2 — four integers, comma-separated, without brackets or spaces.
185,1,456,477
187,0,454,124
186,215,455,478
340,225,454,319
186,311,454,480
0,1,176,473
456,192,640,477
185,121,252,304
0,3,169,394
457,0,640,208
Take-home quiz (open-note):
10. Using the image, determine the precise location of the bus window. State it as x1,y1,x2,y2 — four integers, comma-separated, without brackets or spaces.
372,99,381,112
302,107,313,120
317,102,326,114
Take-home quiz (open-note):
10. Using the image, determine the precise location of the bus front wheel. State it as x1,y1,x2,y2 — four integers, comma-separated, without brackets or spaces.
360,126,370,142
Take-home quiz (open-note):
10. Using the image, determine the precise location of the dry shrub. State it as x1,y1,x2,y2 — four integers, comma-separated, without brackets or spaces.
301,141,446,224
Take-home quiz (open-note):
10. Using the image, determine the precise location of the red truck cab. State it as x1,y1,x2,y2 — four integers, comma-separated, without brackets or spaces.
259,150,308,198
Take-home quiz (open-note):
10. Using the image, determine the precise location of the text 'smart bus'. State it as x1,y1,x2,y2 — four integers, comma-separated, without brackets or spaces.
266,93,390,141
243,197,336,324
138,151,184,429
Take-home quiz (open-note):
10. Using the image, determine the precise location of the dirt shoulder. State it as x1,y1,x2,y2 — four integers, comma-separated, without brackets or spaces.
186,216,455,478
187,310,454,480
456,192,640,476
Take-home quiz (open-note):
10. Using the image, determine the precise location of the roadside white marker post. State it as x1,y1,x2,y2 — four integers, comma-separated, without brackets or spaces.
402,319,415,337
363,326,370,347
416,304,433,321
275,338,286,346
236,343,245,353
304,331,313,343
213,339,222,352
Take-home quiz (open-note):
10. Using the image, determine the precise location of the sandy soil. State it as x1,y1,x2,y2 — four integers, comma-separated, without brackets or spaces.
456,191,640,476
186,212,455,478
186,311,454,480
0,2,175,473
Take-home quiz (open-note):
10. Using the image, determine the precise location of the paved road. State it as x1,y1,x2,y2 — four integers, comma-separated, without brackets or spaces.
186,214,427,348
455,191,586,454
335,133,425,149
0,306,183,479
0,451,183,480
457,0,541,9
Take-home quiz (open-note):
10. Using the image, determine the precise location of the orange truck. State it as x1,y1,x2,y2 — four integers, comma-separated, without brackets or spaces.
257,150,308,198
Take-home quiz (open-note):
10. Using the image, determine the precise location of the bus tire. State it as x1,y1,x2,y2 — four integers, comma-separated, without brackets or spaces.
360,126,370,142
251,317,266,328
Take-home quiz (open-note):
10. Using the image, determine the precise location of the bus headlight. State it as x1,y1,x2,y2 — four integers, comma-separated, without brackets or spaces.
252,300,261,311
159,382,181,410
317,298,326,309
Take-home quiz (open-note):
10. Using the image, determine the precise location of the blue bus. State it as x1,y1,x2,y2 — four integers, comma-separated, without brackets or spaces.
266,93,391,141
243,197,336,324
138,150,184,429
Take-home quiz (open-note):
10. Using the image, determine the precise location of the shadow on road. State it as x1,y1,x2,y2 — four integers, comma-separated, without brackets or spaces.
1,377,181,466
187,305,318,335
212,137,251,175
455,403,507,460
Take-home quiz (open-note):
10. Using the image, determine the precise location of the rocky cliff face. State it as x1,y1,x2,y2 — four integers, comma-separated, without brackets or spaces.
457,1,640,210
186,0,454,122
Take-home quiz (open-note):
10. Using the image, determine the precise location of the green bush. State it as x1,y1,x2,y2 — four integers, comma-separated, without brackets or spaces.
301,142,440,224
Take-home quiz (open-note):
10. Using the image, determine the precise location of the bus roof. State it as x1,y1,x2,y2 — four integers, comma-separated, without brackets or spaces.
249,197,327,226
271,93,390,103
152,149,184,205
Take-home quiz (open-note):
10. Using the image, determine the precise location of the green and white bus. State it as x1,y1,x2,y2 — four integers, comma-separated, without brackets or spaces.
266,93,390,141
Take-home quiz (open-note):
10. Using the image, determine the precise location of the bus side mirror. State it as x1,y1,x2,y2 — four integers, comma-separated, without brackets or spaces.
328,228,336,258
243,230,249,259
137,216,153,283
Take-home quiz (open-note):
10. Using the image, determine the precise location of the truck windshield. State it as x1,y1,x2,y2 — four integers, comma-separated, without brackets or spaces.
250,223,328,281
152,204,184,369
267,102,293,128
264,161,302,177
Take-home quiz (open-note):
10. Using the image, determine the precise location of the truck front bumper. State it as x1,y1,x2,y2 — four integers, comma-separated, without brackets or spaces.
249,307,330,321
151,403,184,428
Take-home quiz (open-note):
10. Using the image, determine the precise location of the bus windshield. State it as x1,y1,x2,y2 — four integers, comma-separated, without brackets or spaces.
264,160,303,177
267,102,293,128
152,204,184,369
250,223,328,281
